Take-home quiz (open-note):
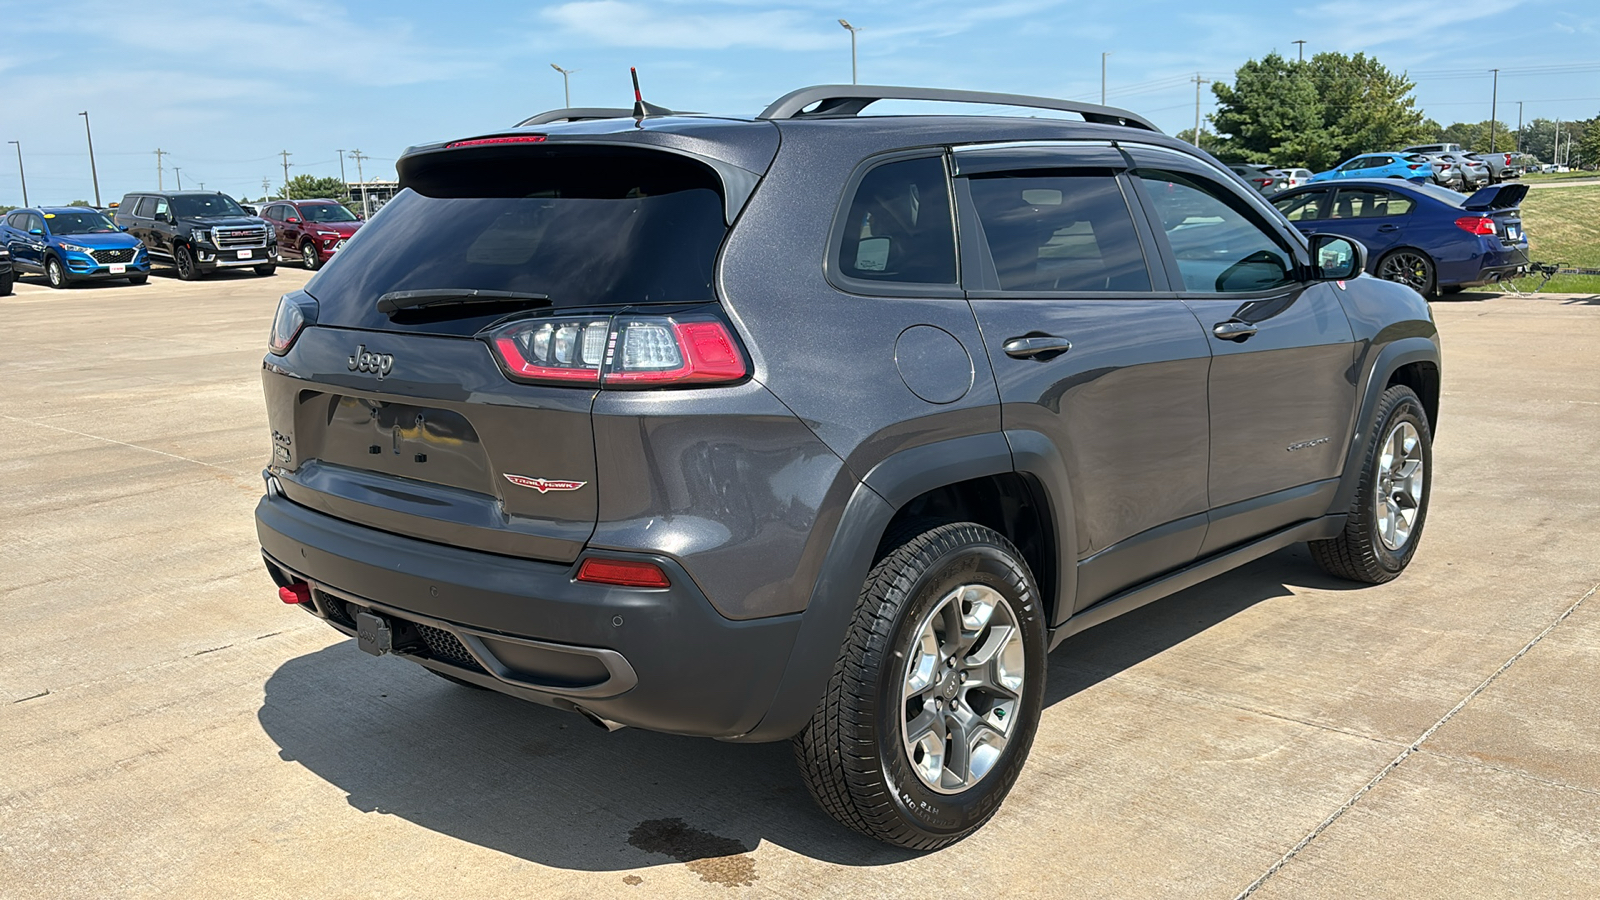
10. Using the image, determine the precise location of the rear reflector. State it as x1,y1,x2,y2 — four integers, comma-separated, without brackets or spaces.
279,582,311,605
445,135,548,148
576,558,671,588
1455,216,1497,235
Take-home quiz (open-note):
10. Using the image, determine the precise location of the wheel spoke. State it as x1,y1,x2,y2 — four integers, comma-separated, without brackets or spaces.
942,710,974,785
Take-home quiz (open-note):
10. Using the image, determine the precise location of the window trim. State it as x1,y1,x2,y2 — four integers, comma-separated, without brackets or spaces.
955,162,1169,298
823,148,964,299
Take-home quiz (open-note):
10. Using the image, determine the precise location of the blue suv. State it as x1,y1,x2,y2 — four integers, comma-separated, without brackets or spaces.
0,207,150,288
1309,153,1434,184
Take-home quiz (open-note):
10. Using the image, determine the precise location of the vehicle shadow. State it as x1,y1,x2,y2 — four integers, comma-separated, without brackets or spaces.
257,544,1342,871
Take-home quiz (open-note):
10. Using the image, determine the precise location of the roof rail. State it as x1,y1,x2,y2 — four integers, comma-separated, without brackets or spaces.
515,107,635,127
758,85,1159,132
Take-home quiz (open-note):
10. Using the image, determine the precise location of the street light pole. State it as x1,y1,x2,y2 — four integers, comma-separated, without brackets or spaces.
337,149,348,200
838,20,861,85
1101,52,1111,105
550,64,575,107
1488,68,1499,153
174,167,183,190
1515,101,1523,153
7,141,26,207
1293,40,1306,62
79,111,101,207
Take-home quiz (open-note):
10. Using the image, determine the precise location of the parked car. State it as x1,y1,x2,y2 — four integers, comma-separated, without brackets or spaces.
1228,163,1289,194
257,199,363,270
1276,167,1314,188
1402,142,1466,157
1444,153,1492,190
1309,153,1433,183
0,207,150,288
256,84,1441,850
1419,154,1466,191
0,244,12,295
1465,151,1515,183
114,191,276,280
1270,179,1529,296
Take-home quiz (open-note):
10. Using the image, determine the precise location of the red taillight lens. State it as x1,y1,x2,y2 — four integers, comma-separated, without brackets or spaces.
487,315,747,388
1455,216,1496,235
268,293,316,355
445,135,547,148
576,558,671,588
1407,164,1423,169
279,582,311,604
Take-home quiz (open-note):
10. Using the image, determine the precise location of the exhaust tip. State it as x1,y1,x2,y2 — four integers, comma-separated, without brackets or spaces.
571,704,627,732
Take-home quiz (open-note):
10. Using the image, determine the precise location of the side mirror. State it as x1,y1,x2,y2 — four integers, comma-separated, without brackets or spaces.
286,216,300,224
29,228,44,236
118,225,129,232
1310,234,1366,281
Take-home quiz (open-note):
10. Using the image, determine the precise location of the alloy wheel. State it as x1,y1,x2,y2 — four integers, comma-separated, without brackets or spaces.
176,248,194,279
1374,420,1425,551
47,258,66,287
302,243,318,269
1378,252,1431,293
900,583,1025,794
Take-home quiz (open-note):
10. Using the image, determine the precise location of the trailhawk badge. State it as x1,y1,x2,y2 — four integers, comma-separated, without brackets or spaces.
503,474,587,493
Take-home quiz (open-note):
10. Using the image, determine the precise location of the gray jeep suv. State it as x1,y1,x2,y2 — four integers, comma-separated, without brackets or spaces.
256,85,1441,849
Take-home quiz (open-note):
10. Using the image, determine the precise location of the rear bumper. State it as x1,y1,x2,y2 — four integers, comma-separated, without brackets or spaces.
255,483,802,739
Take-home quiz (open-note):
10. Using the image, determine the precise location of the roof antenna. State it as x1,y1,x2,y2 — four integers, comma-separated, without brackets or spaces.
630,67,673,119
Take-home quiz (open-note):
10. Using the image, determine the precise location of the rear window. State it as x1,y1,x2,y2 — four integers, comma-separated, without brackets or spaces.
306,146,728,335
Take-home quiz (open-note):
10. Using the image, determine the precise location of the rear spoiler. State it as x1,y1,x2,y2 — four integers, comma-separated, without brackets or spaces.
1462,183,1528,211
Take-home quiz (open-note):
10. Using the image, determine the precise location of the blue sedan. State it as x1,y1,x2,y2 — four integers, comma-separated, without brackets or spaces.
1308,153,1435,184
0,207,150,288
1272,179,1529,296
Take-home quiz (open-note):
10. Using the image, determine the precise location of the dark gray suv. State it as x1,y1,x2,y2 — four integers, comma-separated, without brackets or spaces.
255,85,1441,849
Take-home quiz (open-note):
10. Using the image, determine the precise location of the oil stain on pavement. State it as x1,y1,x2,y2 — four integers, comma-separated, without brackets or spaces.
628,818,758,888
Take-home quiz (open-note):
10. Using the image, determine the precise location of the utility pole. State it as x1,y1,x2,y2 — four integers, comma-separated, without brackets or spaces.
550,64,575,107
1293,40,1306,62
1101,52,1111,104
349,149,369,218
262,176,272,197
838,20,861,85
1488,68,1499,153
1192,73,1210,148
1554,120,1560,168
7,141,26,207
174,167,182,190
79,111,101,207
336,149,348,199
154,148,167,191
279,150,293,199
1515,101,1523,153
197,182,204,191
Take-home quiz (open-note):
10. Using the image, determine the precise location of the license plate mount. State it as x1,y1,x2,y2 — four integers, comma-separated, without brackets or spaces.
109,264,126,274
237,249,253,259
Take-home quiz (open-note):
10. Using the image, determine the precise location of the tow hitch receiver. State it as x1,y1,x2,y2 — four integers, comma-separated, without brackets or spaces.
356,611,393,657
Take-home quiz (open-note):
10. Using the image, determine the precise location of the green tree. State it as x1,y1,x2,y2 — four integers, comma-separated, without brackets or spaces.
1208,51,1433,171
68,199,92,207
1575,117,1600,169
1434,120,1514,152
284,174,347,200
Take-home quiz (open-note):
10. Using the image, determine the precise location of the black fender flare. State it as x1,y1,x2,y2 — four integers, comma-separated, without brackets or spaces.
732,431,1077,742
1326,336,1441,516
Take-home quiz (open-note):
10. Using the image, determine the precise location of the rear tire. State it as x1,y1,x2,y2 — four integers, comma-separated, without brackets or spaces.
793,521,1047,849
1310,385,1432,584
1377,249,1436,298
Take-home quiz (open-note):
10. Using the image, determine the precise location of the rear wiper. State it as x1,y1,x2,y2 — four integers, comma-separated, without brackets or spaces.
377,289,551,315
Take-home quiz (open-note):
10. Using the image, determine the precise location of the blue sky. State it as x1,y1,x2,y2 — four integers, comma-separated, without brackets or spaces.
2,0,1597,205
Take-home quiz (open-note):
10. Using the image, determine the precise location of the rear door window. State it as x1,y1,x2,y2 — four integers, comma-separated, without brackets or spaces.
834,156,956,287
965,170,1150,292
1274,190,1330,221
1330,188,1414,219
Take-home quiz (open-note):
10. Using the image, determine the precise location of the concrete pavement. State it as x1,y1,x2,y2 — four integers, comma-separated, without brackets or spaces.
2,270,1597,898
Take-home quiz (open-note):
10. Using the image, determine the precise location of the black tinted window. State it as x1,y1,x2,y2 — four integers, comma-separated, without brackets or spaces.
306,146,729,335
837,156,956,286
1273,190,1327,221
170,194,245,218
1136,169,1295,294
967,170,1150,292
1331,188,1413,218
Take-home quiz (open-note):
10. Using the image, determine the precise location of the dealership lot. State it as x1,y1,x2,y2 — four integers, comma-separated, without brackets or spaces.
2,271,1597,898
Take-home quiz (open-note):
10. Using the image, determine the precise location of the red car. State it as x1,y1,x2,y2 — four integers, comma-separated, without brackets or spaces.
258,199,363,270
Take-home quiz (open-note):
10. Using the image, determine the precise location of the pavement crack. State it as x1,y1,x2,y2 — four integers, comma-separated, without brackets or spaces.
0,413,236,473
191,644,234,656
1417,748,1600,799
12,689,51,704
1232,580,1599,900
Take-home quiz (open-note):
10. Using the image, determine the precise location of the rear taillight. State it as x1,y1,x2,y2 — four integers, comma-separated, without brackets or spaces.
1254,178,1272,188
576,558,671,588
268,292,317,355
487,313,748,388
1455,216,1496,236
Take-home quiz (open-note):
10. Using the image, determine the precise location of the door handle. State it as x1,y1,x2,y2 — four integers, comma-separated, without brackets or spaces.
1003,335,1072,359
1212,320,1258,341
1377,224,1399,233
